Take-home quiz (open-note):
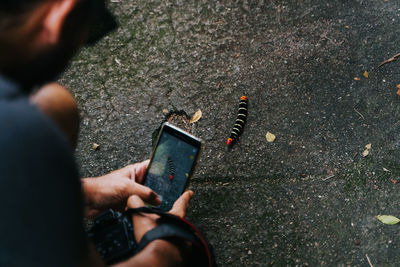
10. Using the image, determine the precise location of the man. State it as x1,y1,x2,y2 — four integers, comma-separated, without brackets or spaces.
0,0,193,266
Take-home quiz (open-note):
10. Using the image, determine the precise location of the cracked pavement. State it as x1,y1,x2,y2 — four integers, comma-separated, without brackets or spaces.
60,1,400,265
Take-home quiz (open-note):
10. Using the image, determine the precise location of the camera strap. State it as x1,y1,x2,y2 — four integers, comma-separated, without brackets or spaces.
126,207,214,267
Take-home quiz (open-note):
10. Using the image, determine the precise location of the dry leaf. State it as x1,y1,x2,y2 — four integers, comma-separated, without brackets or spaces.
162,109,168,114
189,109,202,123
397,84,400,90
235,53,241,58
354,77,360,81
362,144,371,157
363,71,369,78
92,143,100,150
397,87,400,97
266,132,276,143
376,215,400,225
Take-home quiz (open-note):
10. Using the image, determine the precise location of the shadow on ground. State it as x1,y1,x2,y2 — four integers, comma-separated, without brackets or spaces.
60,0,400,265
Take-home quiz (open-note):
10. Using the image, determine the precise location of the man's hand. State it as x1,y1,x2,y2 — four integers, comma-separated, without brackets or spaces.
81,160,161,218
128,190,193,243
112,191,194,267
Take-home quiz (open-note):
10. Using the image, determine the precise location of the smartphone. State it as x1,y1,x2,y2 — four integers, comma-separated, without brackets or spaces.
144,122,202,211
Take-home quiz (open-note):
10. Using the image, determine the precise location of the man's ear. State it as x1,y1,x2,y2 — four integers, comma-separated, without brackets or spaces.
40,0,78,44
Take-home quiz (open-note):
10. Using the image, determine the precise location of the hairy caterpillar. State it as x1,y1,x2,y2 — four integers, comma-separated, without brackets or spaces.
167,156,175,180
226,96,248,146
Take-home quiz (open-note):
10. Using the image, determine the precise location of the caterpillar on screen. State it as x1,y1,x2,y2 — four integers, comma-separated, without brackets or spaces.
167,156,175,181
226,96,248,146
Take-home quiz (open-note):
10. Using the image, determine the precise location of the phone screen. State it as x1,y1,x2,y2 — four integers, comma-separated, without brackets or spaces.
144,125,201,211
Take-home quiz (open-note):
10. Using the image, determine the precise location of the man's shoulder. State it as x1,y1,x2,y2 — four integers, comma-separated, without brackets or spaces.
0,96,78,184
0,98,50,131
0,96,77,178
0,98,68,149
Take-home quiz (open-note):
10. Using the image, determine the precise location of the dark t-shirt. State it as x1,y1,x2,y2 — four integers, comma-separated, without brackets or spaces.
0,76,87,266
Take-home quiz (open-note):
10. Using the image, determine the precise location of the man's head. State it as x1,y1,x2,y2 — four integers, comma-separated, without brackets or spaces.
0,0,95,89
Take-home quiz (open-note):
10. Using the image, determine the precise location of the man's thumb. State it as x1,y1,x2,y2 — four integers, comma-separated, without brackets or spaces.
127,195,145,209
169,190,194,217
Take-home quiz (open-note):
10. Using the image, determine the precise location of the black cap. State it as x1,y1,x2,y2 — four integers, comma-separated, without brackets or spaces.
86,0,118,46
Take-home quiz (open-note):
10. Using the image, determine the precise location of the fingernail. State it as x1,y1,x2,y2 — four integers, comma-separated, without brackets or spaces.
155,196,161,204
189,190,194,197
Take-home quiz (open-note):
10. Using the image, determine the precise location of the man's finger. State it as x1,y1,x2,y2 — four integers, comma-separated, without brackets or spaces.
127,195,158,243
127,194,145,209
127,182,161,206
169,190,193,217
130,159,150,184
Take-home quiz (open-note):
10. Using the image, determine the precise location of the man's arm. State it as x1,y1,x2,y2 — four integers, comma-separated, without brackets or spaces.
113,240,185,267
81,240,184,267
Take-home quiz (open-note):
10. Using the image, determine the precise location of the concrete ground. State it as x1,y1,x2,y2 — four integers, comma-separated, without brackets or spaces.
60,0,400,265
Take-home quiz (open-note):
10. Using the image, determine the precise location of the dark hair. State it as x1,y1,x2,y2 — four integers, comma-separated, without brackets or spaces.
0,0,53,13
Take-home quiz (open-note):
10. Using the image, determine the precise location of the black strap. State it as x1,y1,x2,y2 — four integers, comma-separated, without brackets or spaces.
136,223,197,251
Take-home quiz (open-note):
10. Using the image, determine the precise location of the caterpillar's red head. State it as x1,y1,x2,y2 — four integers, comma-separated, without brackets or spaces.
226,138,233,145
240,96,248,101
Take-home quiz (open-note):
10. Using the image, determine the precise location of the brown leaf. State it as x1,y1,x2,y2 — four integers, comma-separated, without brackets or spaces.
92,143,100,150
354,77,360,81
189,109,202,123
363,71,369,78
397,87,400,97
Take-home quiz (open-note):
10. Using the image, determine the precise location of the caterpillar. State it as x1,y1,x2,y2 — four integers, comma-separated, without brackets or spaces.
167,156,175,181
226,96,248,146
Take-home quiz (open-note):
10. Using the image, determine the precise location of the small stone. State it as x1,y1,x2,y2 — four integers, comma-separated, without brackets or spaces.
266,132,276,142
248,250,252,255
354,239,361,246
